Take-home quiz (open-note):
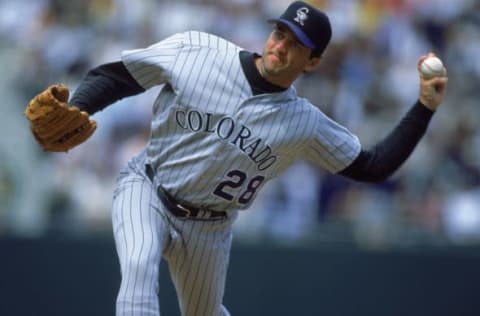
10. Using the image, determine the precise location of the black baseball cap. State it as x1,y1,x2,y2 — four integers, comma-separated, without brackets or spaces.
268,1,332,54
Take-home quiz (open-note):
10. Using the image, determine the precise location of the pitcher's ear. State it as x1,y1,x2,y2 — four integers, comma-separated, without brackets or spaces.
304,57,321,72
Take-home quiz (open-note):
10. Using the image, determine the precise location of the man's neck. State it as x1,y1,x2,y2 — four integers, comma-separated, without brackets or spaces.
254,56,293,89
239,51,287,95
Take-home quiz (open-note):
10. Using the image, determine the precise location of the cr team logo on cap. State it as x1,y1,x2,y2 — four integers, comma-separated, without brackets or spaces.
294,7,309,26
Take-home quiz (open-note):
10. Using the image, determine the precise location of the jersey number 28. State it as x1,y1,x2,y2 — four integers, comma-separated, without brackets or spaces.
213,170,265,205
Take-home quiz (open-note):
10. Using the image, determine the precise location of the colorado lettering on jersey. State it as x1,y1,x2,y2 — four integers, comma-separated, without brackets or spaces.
175,109,277,171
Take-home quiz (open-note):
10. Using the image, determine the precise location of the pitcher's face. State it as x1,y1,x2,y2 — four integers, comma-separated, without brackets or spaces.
256,24,320,87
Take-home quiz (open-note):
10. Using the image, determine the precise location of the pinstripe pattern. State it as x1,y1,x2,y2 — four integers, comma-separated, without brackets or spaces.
113,160,236,316
122,31,360,212
114,30,361,315
112,170,165,315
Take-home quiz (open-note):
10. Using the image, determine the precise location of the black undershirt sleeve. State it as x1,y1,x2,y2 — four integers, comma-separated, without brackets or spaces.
69,61,145,114
339,101,434,183
71,55,432,184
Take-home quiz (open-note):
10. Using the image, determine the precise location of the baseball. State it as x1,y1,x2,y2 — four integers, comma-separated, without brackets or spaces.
420,56,444,79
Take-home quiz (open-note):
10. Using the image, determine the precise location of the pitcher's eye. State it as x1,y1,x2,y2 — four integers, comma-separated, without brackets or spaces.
272,29,285,40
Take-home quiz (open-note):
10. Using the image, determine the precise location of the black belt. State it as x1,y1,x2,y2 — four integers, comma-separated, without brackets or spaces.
146,165,226,219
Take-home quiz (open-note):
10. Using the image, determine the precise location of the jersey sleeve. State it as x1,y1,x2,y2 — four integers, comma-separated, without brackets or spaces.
121,32,185,90
302,109,361,174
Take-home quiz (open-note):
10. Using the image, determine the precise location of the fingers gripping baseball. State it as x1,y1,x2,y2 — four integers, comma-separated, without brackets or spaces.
417,53,448,111
24,84,97,152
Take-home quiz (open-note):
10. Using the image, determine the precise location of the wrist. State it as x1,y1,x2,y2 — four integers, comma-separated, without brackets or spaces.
418,98,437,112
417,99,436,113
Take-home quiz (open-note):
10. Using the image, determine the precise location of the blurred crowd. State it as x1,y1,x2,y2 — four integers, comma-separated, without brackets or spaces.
1,0,479,247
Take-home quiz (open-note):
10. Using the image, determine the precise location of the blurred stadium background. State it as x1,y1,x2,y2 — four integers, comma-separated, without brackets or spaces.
1,0,480,315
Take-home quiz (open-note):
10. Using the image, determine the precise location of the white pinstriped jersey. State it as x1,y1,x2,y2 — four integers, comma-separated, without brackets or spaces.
121,31,361,212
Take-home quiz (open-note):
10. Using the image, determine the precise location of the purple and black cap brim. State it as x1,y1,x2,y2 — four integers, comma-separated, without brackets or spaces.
267,18,316,49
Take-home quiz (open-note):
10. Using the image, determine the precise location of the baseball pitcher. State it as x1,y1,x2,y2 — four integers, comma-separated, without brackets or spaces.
24,1,447,315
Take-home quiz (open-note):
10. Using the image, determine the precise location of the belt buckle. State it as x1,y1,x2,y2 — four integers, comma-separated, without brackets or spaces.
176,203,192,218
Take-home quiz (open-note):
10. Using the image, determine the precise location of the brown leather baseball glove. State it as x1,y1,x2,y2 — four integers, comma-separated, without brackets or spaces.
24,84,97,152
